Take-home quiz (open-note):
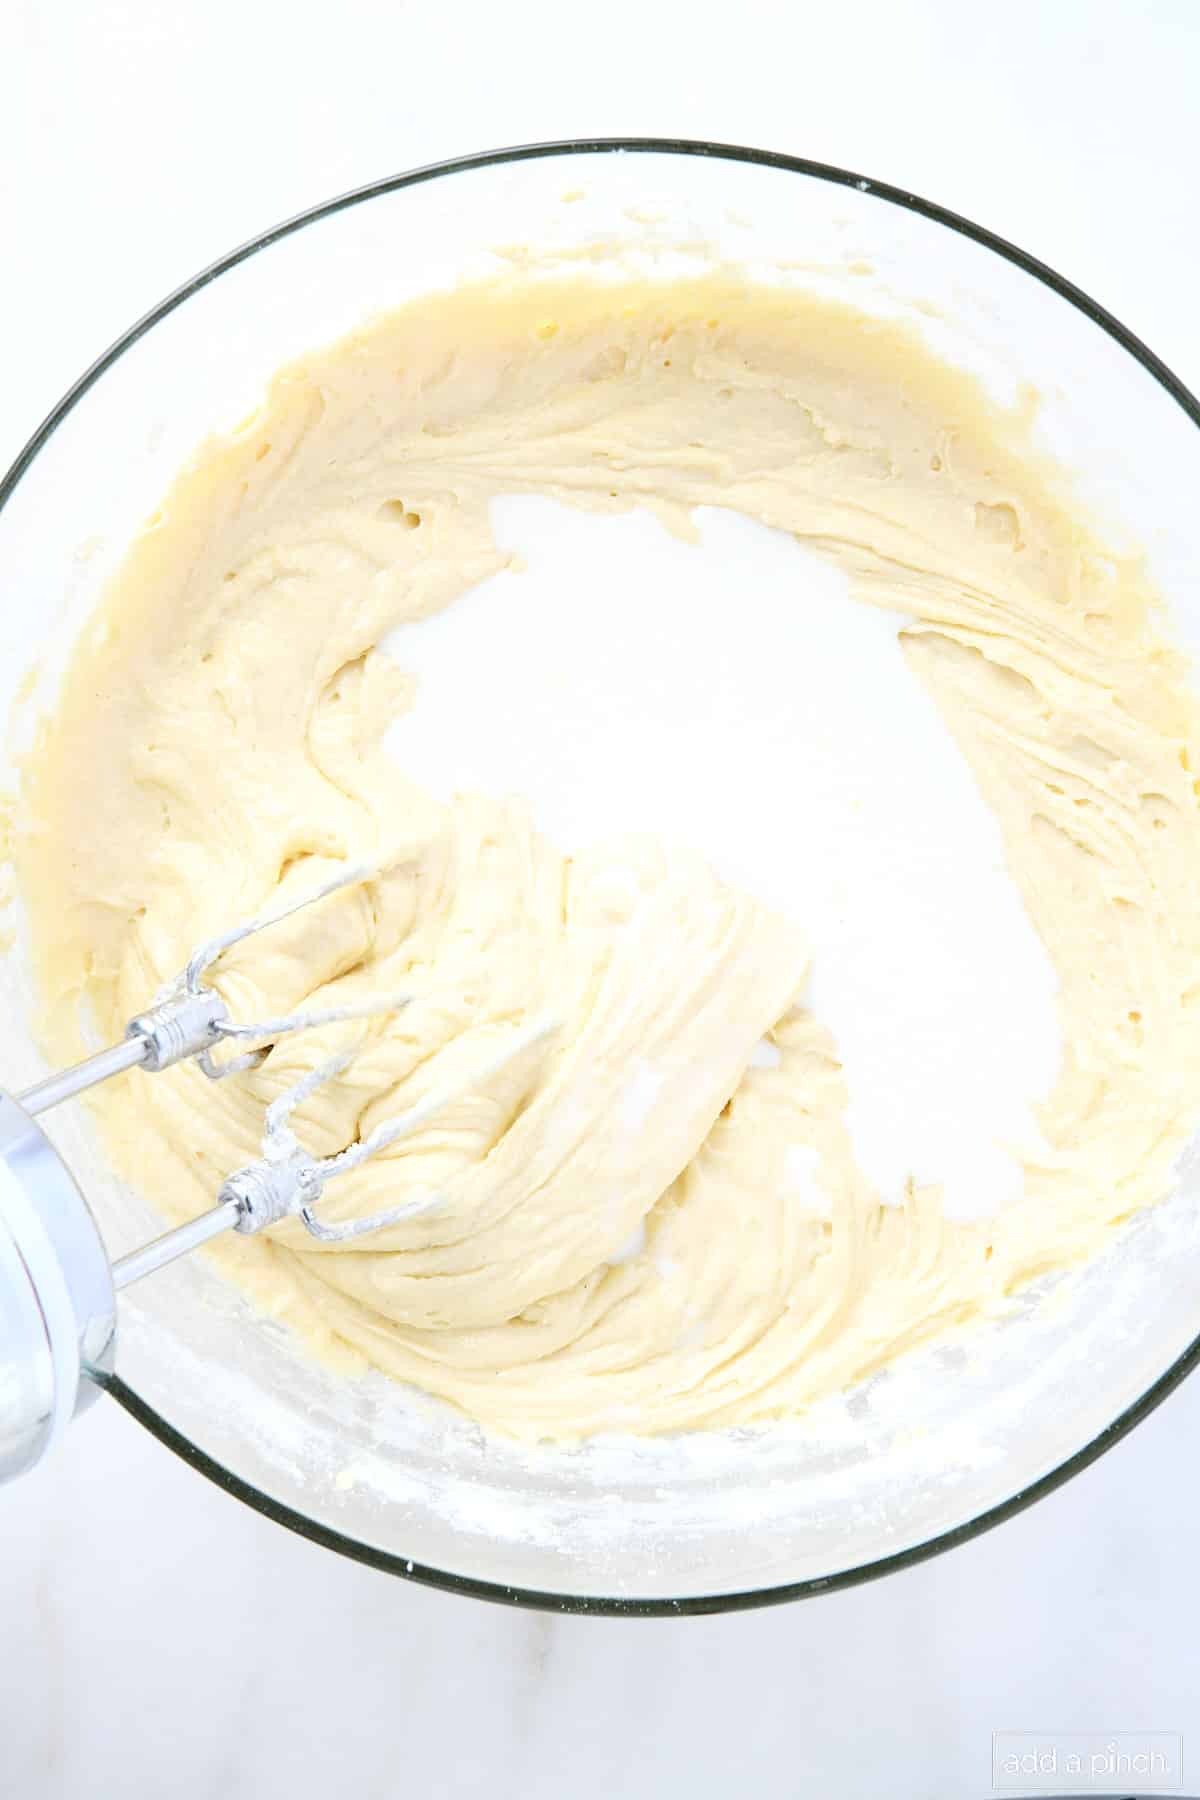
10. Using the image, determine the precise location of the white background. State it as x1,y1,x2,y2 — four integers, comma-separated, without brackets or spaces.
3,1,1200,1793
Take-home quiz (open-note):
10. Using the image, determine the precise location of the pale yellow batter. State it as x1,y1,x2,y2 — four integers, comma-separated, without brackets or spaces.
17,276,1200,1438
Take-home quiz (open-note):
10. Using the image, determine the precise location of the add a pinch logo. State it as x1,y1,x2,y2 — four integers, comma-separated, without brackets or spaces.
993,1731,1185,1793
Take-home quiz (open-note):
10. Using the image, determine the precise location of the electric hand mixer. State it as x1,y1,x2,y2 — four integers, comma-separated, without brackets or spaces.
0,864,556,1484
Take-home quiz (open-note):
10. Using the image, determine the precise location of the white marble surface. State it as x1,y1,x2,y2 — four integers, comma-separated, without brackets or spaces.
3,0,1200,1790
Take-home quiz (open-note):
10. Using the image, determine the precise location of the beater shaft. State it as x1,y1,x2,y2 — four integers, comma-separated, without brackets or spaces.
19,1036,149,1117
111,1198,241,1290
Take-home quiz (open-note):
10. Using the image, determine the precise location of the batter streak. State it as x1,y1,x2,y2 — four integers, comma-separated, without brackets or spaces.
17,276,1200,1437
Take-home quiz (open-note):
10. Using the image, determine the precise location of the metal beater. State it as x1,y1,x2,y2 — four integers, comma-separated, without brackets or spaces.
0,865,555,1483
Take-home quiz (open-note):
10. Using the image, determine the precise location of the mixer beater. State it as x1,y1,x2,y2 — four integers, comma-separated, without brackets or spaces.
0,864,556,1481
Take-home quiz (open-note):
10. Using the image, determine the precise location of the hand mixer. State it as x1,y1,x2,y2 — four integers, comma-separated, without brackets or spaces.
0,864,555,1484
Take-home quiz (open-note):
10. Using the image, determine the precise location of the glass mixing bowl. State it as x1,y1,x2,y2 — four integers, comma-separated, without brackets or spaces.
3,139,1200,1616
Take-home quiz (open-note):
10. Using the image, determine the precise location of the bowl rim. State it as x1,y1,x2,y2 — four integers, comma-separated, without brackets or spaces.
7,135,1200,1616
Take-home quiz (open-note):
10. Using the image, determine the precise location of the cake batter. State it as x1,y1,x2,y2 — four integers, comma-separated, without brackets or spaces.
17,275,1200,1437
